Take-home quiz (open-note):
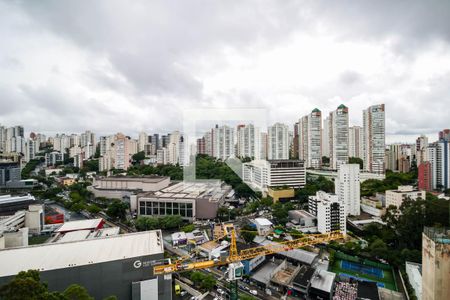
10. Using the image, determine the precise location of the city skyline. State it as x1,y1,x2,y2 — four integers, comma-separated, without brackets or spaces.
1,1,450,142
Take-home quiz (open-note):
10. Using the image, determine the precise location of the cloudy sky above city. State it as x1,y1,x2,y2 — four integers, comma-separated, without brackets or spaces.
1,0,450,142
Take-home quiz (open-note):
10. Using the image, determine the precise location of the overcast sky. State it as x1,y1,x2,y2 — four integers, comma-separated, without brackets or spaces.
1,1,450,143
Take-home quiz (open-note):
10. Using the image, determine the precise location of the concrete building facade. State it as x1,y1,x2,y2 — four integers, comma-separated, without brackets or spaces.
335,164,360,216
268,123,289,160
422,227,450,300
363,104,386,173
385,185,426,209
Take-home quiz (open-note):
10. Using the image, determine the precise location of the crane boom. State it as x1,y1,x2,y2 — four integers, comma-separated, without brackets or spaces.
153,230,343,275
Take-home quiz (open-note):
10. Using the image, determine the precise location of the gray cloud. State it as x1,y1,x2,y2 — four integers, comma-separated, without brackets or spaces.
0,0,449,142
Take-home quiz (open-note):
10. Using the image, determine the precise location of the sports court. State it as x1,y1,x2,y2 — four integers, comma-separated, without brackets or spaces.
330,252,397,291
341,260,383,278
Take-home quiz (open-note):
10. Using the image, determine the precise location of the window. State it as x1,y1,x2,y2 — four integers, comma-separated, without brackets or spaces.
159,202,166,215
153,202,158,215
146,201,152,215
173,202,179,215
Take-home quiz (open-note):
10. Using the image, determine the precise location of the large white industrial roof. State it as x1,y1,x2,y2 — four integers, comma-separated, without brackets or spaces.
55,218,103,233
0,230,163,277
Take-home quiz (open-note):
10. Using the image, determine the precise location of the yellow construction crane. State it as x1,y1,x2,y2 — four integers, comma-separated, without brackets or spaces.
154,229,343,299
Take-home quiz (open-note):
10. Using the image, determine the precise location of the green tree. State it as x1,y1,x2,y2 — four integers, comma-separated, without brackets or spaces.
241,230,257,243
349,157,364,169
0,270,49,300
63,284,94,300
181,224,195,233
70,202,86,213
87,204,101,214
159,215,183,229
106,200,129,220
0,270,69,300
369,238,388,258
135,216,160,231
132,151,146,164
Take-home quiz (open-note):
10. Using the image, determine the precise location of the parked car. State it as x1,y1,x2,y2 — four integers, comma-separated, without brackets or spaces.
250,290,258,295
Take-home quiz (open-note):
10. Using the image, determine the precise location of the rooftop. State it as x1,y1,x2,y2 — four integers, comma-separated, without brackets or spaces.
96,175,169,183
0,230,164,277
53,227,120,243
252,260,280,285
293,265,316,287
0,194,35,205
289,210,316,219
254,218,273,227
258,239,318,265
139,181,231,201
55,218,104,233
310,269,335,293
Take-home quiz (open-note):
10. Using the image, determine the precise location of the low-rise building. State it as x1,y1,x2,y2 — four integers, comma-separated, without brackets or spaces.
0,194,36,216
55,218,105,234
309,269,335,300
292,265,316,295
288,210,317,227
132,181,232,220
171,231,187,247
360,197,384,217
253,218,273,236
385,185,426,209
88,175,170,199
267,187,295,203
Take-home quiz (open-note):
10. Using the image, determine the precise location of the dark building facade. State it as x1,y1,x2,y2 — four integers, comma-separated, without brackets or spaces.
0,162,21,186
0,231,171,300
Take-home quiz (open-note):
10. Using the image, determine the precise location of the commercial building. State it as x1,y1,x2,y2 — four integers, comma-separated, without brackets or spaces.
0,230,171,300
335,164,360,216
88,176,171,199
55,218,105,234
329,104,349,169
131,181,232,220
385,185,426,209
0,194,36,216
363,104,386,173
405,261,422,300
243,159,306,191
267,187,295,202
422,227,450,300
308,191,346,234
267,123,289,160
0,162,21,187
